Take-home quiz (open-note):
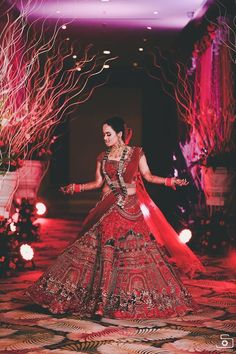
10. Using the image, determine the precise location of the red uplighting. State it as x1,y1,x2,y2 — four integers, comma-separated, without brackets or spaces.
179,229,192,244
36,202,47,216
20,244,34,261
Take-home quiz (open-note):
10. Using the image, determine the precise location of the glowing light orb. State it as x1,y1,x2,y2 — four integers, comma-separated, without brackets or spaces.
103,64,110,69
179,229,192,244
20,244,34,261
36,202,47,216
10,222,16,232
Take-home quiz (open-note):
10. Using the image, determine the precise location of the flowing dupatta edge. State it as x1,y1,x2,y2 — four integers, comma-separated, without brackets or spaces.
136,173,205,278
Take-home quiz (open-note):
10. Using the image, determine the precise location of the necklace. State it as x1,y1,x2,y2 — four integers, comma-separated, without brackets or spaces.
102,146,128,208
109,144,125,160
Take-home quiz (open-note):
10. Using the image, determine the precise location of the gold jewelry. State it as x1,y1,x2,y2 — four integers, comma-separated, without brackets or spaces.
110,143,126,159
67,183,74,194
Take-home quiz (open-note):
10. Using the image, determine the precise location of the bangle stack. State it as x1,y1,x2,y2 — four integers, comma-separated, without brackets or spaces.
164,177,173,187
164,177,176,190
74,184,85,193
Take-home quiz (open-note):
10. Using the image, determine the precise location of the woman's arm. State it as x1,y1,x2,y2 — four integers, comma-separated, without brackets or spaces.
139,154,188,188
61,160,104,194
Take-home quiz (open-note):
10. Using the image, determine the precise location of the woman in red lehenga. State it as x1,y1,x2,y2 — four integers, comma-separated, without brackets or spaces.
27,116,204,319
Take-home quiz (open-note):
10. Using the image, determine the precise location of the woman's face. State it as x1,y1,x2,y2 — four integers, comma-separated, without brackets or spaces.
103,124,121,147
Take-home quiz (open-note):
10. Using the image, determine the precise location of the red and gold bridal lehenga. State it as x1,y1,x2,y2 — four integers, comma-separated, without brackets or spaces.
27,146,204,319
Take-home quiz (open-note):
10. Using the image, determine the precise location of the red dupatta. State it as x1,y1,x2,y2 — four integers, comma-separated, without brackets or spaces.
80,146,205,277
79,147,140,235
136,174,205,277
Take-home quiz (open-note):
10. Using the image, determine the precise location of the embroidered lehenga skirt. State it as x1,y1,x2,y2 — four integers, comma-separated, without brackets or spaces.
27,193,196,319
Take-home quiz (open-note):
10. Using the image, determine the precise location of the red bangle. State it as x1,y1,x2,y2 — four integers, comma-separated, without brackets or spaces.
165,177,176,190
165,178,172,187
74,184,82,193
74,184,85,193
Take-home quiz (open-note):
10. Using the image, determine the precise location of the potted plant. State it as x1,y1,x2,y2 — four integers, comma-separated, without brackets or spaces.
177,18,235,212
14,136,56,201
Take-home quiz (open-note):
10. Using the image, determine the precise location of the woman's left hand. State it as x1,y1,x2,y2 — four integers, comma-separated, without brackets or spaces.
172,178,189,187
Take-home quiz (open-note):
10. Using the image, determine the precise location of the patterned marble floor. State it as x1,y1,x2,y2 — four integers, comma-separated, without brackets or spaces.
0,218,236,354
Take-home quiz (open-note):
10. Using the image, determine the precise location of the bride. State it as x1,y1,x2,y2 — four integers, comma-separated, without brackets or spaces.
26,116,204,319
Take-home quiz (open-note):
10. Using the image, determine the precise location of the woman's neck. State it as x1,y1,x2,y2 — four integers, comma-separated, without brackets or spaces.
109,144,128,160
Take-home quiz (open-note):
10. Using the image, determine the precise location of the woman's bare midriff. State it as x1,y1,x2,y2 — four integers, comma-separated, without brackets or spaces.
102,183,136,196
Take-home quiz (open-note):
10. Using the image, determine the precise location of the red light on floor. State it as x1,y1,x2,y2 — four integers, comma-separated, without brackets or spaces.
179,229,192,244
36,202,47,216
20,244,34,261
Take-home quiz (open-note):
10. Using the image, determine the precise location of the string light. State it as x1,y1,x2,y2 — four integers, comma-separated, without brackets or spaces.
147,26,152,30
103,64,110,69
138,47,144,52
103,50,111,54
72,55,77,59
61,25,67,30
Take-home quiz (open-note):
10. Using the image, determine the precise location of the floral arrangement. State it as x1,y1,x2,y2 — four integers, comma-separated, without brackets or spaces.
25,135,57,162
0,2,115,180
0,141,23,174
0,199,39,277
190,147,236,169
190,211,234,256
177,17,235,181
0,218,19,277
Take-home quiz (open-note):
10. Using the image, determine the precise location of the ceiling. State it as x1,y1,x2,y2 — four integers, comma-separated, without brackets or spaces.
13,0,214,70
17,0,211,30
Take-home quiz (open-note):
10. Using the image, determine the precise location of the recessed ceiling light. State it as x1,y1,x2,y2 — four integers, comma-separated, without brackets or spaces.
147,26,152,30
73,55,77,59
139,47,144,52
103,64,110,69
61,25,67,30
103,50,111,54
